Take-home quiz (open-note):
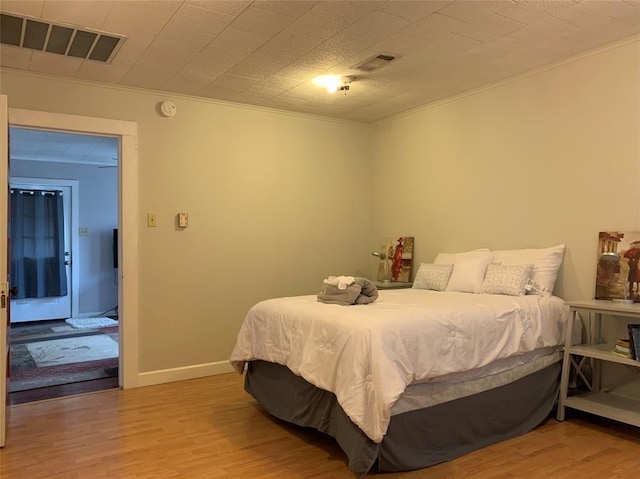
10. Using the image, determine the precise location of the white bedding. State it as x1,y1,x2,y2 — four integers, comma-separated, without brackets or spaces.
229,289,569,443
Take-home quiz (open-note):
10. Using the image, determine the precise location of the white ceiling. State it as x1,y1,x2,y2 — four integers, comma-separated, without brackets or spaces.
1,0,639,124
10,127,119,166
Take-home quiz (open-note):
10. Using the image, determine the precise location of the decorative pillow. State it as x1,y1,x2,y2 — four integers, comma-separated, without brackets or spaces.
412,263,454,291
492,244,565,295
438,250,493,294
481,264,534,296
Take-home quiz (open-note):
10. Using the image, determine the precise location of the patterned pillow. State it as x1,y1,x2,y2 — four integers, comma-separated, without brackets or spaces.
481,264,534,296
412,263,454,291
492,244,564,295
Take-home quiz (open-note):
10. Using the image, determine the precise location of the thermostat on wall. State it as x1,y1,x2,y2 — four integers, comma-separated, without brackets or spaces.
160,100,176,117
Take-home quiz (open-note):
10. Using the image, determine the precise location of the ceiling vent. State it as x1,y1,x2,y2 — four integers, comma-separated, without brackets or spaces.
354,54,396,73
0,12,126,63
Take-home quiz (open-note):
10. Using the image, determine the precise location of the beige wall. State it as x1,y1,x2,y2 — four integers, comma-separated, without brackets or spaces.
0,71,374,372
370,39,640,301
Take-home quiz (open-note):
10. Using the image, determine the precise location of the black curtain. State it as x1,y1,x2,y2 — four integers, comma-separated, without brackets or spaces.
10,189,68,299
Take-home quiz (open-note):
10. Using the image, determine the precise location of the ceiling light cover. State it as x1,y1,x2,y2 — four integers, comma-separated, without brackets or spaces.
313,75,354,94
313,75,342,93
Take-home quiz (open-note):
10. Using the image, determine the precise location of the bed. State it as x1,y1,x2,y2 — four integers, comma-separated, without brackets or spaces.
229,246,570,475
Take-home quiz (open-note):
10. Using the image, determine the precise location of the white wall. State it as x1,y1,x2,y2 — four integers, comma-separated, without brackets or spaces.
0,70,374,373
10,159,118,315
370,39,640,301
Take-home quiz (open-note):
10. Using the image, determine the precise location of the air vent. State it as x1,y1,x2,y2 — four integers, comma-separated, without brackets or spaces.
0,12,125,63
354,54,396,73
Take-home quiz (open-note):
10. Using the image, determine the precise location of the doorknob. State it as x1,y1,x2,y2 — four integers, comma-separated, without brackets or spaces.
9,286,18,297
65,260,71,265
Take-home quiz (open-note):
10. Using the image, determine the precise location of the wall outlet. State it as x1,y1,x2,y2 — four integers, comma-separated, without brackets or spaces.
178,212,188,228
147,213,157,227
78,227,89,237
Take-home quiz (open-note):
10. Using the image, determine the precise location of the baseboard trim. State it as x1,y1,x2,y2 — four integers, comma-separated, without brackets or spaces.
137,360,235,387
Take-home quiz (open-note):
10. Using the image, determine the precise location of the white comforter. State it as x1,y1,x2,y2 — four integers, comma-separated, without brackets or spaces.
229,289,568,443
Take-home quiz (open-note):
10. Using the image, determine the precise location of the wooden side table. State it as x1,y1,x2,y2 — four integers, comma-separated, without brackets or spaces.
557,299,640,426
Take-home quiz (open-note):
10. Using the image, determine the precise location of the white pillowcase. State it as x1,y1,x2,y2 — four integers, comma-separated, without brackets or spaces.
435,250,493,293
433,248,490,265
492,244,565,295
481,264,534,296
412,263,453,291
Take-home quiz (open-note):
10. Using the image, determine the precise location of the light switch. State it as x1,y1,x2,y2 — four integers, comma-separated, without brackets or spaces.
178,212,188,228
147,213,157,227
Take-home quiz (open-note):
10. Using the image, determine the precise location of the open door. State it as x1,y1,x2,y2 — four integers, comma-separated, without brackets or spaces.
1,94,9,447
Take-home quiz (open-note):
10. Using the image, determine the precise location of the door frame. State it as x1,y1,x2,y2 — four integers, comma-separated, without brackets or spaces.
9,178,78,322
1,95,8,447
7,108,139,389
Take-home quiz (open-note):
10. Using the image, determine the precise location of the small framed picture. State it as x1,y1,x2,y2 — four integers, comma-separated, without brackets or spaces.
595,231,640,301
374,237,414,282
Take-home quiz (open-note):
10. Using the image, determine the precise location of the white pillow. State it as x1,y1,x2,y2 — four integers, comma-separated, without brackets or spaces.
492,244,565,295
436,250,493,293
481,264,534,296
412,263,453,291
433,248,490,265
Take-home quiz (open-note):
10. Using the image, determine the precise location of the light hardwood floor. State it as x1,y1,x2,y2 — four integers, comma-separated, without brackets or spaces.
1,372,639,479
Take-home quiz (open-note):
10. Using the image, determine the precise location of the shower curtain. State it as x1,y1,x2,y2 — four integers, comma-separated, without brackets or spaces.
10,189,68,299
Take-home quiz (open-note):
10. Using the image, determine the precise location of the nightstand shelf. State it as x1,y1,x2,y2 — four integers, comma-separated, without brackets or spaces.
569,343,640,366
374,281,413,290
557,300,640,427
564,392,640,427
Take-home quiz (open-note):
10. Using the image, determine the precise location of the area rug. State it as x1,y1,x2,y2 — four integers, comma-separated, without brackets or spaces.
26,335,118,367
66,317,118,329
9,354,117,392
9,319,119,393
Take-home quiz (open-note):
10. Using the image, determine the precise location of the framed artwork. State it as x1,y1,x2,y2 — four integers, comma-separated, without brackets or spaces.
374,237,414,282
595,231,640,301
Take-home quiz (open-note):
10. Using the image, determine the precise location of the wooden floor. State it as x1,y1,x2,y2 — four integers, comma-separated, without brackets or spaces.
1,373,639,479
9,376,119,405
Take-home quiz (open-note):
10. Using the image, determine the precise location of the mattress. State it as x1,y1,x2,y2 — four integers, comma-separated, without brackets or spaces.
391,347,562,415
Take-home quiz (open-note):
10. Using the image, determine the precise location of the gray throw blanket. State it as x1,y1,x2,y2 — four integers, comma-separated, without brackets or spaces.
317,277,379,306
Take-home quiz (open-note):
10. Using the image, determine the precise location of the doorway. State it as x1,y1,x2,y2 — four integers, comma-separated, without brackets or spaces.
0,105,139,445
7,129,120,402
4,107,140,398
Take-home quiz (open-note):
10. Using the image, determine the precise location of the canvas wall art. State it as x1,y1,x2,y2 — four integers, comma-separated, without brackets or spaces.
595,231,640,301
374,237,414,283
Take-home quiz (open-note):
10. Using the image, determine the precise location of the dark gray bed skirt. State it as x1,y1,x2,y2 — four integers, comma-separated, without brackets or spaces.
244,360,561,476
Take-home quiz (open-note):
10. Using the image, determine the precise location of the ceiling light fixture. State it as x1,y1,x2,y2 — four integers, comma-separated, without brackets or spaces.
313,75,355,94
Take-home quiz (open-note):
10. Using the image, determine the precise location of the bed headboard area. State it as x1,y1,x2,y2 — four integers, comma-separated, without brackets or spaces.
412,244,565,299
